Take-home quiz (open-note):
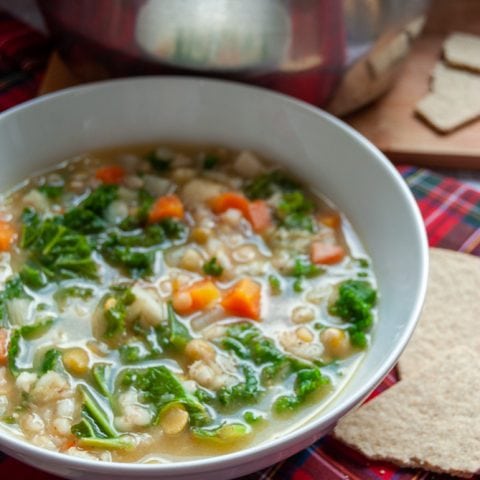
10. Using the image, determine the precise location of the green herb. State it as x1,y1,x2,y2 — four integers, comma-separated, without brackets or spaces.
102,240,154,278
243,410,264,424
221,323,284,366
166,302,192,350
292,278,303,293
329,280,376,330
19,264,47,289
289,259,324,294
217,365,264,408
159,218,186,239
348,328,368,348
328,280,377,350
19,319,54,340
119,189,154,230
7,329,21,376
62,208,106,234
37,184,64,199
356,258,370,268
19,208,40,248
291,259,324,279
192,422,250,444
71,385,132,450
144,150,171,172
118,344,154,364
0,277,31,327
62,185,118,234
277,191,314,231
92,363,113,405
202,154,218,170
268,275,282,295
54,286,94,310
79,185,118,215
39,348,63,374
102,220,185,278
102,287,136,339
20,212,98,281
273,367,330,413
244,170,299,200
195,388,215,404
203,257,223,277
220,322,313,392
120,365,210,427
77,437,134,450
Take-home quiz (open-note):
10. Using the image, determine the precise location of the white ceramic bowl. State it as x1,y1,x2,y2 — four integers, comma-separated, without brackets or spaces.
0,77,428,480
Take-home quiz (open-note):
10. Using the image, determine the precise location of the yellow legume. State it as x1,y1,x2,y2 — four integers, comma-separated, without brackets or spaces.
63,348,90,376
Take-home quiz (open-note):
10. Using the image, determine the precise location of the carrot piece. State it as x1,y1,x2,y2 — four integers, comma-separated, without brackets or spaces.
246,200,272,232
148,194,184,223
210,193,272,232
221,278,261,321
0,328,9,366
318,212,341,229
310,242,345,265
172,279,220,315
209,192,250,216
95,165,126,184
0,220,16,252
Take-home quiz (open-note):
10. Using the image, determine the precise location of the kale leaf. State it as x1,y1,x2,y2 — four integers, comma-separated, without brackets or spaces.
37,184,64,200
39,348,63,374
20,210,98,281
144,150,171,172
120,365,210,427
102,286,136,339
277,191,314,231
244,170,299,200
217,365,264,408
203,257,223,277
329,279,377,349
71,384,132,450
273,367,330,413
192,422,250,444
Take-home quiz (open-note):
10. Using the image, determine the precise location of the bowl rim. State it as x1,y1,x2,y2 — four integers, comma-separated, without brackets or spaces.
0,76,429,474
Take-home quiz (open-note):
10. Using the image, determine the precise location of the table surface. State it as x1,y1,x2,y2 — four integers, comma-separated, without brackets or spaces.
0,8,479,480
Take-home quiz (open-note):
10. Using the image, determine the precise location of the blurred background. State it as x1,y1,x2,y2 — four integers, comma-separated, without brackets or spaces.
0,0,479,169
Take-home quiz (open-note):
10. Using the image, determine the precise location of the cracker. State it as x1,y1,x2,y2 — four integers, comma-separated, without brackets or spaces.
444,32,480,72
415,64,480,132
399,248,480,378
431,62,480,94
415,91,480,132
334,346,480,478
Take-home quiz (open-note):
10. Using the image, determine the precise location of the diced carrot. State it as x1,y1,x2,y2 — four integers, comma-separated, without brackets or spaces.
172,279,220,315
209,192,250,216
210,193,272,233
310,242,345,265
246,200,272,232
95,165,126,184
148,194,184,223
0,328,9,366
318,212,341,229
221,278,261,321
0,220,15,252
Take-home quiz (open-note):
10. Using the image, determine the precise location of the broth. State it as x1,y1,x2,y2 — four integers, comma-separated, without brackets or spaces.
0,144,377,462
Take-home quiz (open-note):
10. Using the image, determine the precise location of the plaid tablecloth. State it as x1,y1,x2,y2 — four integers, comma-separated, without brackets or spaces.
0,11,479,480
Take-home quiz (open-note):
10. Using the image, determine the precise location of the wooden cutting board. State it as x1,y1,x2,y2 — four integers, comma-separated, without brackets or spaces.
346,0,480,169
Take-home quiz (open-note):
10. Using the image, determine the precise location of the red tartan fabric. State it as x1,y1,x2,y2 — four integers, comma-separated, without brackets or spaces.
0,9,478,480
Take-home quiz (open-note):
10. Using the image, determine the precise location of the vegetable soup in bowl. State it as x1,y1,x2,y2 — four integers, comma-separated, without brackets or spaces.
0,78,428,479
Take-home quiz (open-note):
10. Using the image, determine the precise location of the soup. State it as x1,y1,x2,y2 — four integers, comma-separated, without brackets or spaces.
0,145,377,462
